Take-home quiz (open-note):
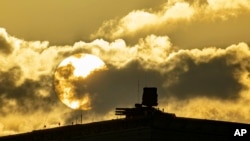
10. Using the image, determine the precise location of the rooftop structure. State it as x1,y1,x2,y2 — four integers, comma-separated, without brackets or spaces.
1,87,249,141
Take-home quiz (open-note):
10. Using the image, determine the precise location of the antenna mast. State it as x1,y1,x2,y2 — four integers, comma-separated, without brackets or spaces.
81,111,82,124
137,80,140,103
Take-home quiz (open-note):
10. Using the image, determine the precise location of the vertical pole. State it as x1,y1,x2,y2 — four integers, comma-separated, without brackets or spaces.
81,111,82,124
137,80,140,103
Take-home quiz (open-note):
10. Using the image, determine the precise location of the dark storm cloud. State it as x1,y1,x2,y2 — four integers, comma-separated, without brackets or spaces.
165,56,245,100
0,67,57,115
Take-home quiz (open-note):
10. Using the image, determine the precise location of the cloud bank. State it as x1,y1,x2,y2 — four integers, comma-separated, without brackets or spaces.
1,0,250,136
92,0,250,48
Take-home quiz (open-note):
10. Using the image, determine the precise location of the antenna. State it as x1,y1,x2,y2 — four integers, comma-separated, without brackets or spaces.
81,111,82,124
137,80,140,103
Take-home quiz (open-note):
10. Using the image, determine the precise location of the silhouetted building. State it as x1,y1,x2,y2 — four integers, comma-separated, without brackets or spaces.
142,87,158,107
1,87,249,141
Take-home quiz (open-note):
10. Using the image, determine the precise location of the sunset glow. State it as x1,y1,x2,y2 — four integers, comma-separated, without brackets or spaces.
59,54,106,78
54,54,106,110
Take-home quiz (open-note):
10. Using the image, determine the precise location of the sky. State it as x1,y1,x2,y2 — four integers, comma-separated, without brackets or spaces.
1,0,250,136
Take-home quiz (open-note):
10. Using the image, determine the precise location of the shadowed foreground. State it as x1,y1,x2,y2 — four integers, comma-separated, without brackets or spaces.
0,112,250,141
1,87,249,141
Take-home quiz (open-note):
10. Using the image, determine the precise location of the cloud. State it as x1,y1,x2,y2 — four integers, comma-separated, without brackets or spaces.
1,0,250,136
92,0,250,48
162,44,250,99
0,28,14,54
91,2,195,42
0,28,72,135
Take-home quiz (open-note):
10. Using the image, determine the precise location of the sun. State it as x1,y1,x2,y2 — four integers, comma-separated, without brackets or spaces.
54,53,107,110
58,54,106,78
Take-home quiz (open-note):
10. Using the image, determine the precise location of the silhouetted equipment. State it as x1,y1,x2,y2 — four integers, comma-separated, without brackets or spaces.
115,87,171,119
142,87,158,107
